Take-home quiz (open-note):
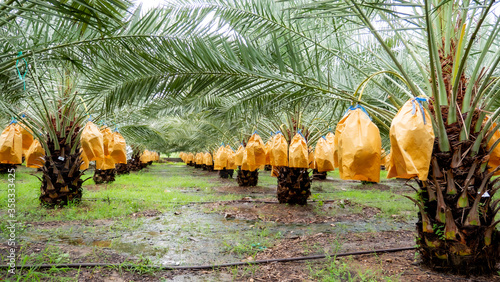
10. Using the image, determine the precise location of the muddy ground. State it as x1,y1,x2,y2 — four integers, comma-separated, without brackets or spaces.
1,164,499,281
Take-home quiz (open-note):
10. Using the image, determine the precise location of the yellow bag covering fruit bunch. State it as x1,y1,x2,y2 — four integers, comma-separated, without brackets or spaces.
26,139,45,168
187,152,194,163
240,148,259,171
20,124,33,155
235,144,245,166
195,152,203,164
110,132,127,164
315,136,335,172
289,132,308,168
180,152,186,162
100,127,114,156
246,132,266,167
338,106,381,182
203,152,212,166
387,98,434,181
96,155,116,170
334,115,348,168
214,145,228,170
80,149,89,170
81,122,104,162
0,123,23,164
272,132,288,167
264,138,273,165
325,131,335,167
96,127,116,170
140,150,151,163
308,146,315,169
486,118,500,175
226,146,237,170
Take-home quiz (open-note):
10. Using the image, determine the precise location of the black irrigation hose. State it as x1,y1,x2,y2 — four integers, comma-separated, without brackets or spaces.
1,246,416,270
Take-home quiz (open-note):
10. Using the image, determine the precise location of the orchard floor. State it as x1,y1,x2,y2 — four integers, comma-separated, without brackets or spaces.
1,163,499,281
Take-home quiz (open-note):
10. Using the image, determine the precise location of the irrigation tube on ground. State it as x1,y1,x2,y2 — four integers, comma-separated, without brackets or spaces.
1,247,416,270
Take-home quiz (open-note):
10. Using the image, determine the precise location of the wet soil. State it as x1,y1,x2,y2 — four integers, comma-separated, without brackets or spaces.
3,164,499,281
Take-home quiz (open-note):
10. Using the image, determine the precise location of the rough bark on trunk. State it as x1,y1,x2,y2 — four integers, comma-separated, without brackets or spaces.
237,168,258,186
93,169,116,184
277,166,311,205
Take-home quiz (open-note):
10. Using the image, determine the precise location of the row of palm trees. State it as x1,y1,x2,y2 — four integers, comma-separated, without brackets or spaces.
0,0,499,274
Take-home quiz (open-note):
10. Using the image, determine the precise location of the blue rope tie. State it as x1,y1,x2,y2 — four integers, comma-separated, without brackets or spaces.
343,104,372,120
411,97,428,125
16,51,28,90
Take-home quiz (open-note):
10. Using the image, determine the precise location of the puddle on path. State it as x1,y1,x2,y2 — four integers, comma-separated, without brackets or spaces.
21,206,415,267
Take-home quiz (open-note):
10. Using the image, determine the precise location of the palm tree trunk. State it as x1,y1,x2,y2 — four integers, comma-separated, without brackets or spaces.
128,153,142,171
312,169,327,180
39,133,83,207
277,166,311,205
236,167,258,186
93,169,116,184
116,163,130,175
0,164,17,174
415,110,500,273
219,168,234,179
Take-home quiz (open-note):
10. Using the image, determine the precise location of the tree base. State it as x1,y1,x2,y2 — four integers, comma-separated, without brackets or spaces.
40,153,83,207
93,169,116,184
237,168,258,186
277,167,311,205
0,164,17,174
127,156,142,171
203,165,214,171
264,165,272,171
195,163,203,168
219,168,234,179
116,163,130,175
312,169,327,180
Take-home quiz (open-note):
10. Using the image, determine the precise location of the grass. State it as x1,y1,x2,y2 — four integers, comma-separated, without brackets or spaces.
0,162,419,281
307,255,401,282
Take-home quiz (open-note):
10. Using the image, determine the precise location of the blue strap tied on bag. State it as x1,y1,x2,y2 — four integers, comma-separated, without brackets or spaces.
343,104,372,120
411,97,428,125
298,129,307,142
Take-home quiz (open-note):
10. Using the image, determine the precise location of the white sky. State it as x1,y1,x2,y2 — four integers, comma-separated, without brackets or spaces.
134,0,166,11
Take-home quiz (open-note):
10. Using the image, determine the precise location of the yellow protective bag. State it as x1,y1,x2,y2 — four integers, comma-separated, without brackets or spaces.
387,98,434,181
485,117,500,175
235,144,244,166
80,149,89,170
226,146,237,170
241,148,259,171
187,153,194,163
325,132,335,167
0,123,23,164
338,106,381,182
272,132,288,167
140,150,151,163
204,152,212,166
26,139,45,168
100,127,114,156
96,155,116,170
246,132,266,167
315,136,335,172
20,124,33,154
334,115,348,168
195,152,203,164
214,145,228,170
81,122,104,162
180,152,186,162
289,133,308,168
110,132,127,164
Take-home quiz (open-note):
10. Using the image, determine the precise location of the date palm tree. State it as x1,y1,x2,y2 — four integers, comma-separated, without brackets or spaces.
61,0,500,272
